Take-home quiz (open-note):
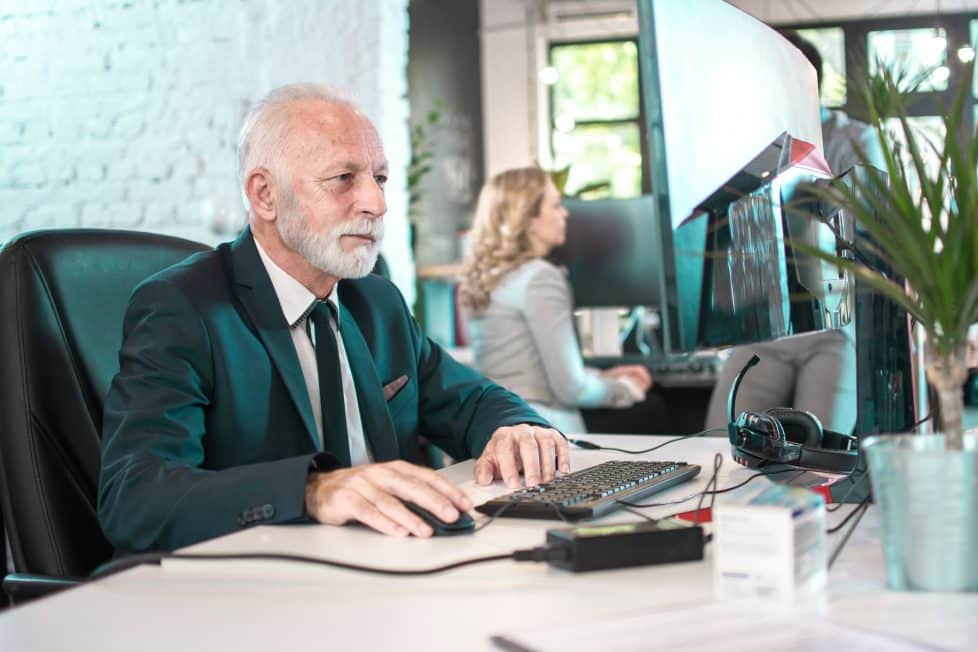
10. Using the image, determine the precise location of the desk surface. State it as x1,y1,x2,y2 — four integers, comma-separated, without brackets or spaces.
2,435,976,651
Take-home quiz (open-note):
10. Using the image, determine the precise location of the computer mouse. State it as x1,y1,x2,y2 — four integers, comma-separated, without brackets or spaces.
402,501,476,536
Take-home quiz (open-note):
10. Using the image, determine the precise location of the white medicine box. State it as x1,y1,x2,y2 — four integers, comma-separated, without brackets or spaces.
714,484,826,601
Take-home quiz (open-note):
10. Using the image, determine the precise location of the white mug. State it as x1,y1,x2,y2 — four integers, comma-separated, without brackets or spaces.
590,308,622,357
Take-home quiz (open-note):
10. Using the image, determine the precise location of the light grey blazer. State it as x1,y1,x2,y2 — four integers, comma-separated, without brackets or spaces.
466,259,636,434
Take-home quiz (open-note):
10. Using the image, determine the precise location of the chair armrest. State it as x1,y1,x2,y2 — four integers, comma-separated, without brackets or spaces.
3,573,82,602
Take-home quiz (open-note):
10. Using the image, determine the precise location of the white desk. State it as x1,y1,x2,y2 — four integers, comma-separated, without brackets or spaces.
1,435,976,651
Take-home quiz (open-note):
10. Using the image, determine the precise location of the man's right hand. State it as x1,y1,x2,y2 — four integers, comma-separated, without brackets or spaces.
304,460,473,538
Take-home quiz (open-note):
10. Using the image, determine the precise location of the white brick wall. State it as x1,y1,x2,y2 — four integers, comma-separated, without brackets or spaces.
0,0,415,303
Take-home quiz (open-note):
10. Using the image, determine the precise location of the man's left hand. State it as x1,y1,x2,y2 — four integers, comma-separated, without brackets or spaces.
473,424,570,488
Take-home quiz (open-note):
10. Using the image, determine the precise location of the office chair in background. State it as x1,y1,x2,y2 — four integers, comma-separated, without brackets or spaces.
0,229,209,604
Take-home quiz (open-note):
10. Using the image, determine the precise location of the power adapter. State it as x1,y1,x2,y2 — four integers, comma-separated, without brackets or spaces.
542,520,704,572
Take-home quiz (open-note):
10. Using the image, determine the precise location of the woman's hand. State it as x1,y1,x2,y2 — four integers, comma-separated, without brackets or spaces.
603,364,653,392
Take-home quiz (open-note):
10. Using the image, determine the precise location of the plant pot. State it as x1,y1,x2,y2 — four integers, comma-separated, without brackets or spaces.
862,434,978,592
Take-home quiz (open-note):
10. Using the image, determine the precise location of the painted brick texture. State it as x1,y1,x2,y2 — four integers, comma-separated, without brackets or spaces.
0,0,414,301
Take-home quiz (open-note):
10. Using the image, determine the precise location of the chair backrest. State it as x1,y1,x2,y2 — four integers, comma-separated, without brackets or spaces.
0,229,210,578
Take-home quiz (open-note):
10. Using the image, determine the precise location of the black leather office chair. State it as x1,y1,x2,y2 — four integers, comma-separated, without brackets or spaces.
0,229,209,602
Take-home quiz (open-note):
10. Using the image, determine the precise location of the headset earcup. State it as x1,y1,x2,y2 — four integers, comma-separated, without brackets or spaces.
766,407,823,447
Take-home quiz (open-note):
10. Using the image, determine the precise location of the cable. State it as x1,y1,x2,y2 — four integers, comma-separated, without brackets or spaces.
567,427,727,454
90,545,568,582
542,499,572,524
824,465,869,512
617,504,658,523
473,495,520,532
825,413,929,512
713,467,806,495
694,453,723,526
614,490,702,510
475,489,571,530
910,412,932,431
826,496,871,534
617,467,802,509
827,496,870,570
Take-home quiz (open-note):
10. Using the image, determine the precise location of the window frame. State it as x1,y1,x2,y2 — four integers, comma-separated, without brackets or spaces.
779,11,978,144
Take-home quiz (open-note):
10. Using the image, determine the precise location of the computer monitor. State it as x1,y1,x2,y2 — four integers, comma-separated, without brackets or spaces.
549,195,663,309
631,0,915,459
550,0,828,350
636,0,824,353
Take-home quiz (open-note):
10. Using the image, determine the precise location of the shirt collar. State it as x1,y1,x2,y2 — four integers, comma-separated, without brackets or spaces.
253,239,338,328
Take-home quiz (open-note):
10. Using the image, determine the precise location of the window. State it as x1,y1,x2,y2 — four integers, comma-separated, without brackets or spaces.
546,39,644,198
783,12,978,174
868,27,949,92
797,27,846,107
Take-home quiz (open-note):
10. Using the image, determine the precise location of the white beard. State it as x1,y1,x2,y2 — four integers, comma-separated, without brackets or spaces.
277,199,384,279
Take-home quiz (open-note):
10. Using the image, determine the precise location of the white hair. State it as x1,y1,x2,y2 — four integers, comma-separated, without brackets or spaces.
236,83,355,211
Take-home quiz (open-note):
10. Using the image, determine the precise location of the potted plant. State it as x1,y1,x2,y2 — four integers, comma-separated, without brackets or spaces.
803,63,977,592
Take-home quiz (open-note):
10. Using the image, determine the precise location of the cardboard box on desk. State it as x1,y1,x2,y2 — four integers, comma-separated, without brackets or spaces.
713,485,826,601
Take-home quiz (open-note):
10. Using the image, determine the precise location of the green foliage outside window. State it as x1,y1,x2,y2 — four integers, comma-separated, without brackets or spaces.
551,41,639,121
549,40,643,199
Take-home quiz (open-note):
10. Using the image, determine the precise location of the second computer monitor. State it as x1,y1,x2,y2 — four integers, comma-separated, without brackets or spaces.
550,195,664,310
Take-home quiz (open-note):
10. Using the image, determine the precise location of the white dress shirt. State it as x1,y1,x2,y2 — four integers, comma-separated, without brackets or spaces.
254,240,372,466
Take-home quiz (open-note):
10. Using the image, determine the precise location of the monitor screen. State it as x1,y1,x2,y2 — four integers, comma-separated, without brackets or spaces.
635,0,823,351
623,0,914,445
549,195,664,309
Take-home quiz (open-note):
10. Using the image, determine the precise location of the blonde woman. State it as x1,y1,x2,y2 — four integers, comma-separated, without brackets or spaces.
459,167,652,434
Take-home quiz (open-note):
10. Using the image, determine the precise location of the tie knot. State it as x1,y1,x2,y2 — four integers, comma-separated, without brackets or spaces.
305,300,341,347
303,299,337,327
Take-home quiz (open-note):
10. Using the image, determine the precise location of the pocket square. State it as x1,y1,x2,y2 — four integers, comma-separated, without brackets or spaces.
382,375,409,401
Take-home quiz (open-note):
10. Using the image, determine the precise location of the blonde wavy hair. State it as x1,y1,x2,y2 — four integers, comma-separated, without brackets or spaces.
459,167,551,314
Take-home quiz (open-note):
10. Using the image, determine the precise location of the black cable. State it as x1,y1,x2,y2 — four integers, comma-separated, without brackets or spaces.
90,545,568,582
824,465,869,512
827,496,870,570
542,499,572,524
694,453,723,525
617,467,802,509
910,412,932,430
825,413,929,512
473,494,520,532
475,488,572,530
566,428,727,455
615,490,701,509
713,467,807,495
617,504,658,523
826,496,871,534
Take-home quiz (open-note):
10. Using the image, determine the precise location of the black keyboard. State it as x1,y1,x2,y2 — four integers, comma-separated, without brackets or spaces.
475,460,702,521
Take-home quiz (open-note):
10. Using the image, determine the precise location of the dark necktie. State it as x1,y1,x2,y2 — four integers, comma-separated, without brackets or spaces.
308,301,351,466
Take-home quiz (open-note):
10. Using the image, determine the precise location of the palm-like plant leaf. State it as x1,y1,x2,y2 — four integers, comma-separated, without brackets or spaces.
793,60,978,448
812,63,978,352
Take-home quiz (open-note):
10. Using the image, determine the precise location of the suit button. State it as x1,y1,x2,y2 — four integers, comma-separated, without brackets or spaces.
261,504,275,519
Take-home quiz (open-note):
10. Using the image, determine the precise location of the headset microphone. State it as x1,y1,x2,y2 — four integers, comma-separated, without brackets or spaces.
726,353,858,474
727,354,760,442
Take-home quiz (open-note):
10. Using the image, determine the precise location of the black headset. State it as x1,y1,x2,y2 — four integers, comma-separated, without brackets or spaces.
727,354,858,474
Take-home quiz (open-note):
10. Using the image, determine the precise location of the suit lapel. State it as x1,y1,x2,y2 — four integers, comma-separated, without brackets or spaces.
337,303,400,462
225,230,320,451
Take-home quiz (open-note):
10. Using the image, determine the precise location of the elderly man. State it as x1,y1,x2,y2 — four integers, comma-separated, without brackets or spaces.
98,84,568,552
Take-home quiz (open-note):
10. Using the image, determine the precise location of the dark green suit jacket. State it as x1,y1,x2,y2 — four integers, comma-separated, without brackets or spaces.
98,230,546,552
